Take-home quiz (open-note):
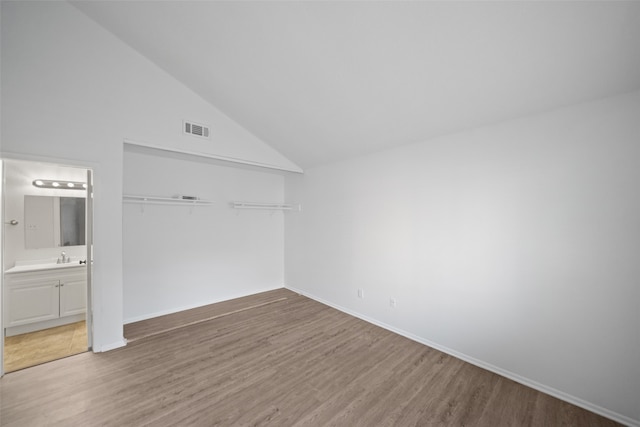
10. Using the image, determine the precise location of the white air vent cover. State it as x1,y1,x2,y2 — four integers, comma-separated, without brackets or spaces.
184,120,210,139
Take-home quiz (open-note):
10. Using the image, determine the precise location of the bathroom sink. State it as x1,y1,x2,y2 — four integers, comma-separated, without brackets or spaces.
5,258,86,274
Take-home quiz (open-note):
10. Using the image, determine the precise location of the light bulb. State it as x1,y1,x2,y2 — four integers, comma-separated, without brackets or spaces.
52,182,60,187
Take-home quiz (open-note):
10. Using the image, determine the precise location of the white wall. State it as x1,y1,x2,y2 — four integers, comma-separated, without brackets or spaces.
285,91,640,425
1,1,299,351
123,148,285,322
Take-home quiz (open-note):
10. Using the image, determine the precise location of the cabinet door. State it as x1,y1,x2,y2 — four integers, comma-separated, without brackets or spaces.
4,281,59,327
59,277,86,317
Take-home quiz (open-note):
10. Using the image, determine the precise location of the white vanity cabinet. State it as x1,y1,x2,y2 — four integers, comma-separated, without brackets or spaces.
58,274,87,317
3,266,86,335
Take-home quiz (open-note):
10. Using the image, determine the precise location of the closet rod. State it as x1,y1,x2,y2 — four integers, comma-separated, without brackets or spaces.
123,195,214,206
231,202,294,211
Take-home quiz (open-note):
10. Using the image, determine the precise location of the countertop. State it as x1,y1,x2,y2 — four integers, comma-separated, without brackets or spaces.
5,260,86,274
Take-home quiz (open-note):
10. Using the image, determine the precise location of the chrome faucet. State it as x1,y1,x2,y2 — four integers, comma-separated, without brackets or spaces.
57,251,69,264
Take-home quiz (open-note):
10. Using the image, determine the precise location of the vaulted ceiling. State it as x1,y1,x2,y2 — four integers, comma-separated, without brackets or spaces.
72,1,640,169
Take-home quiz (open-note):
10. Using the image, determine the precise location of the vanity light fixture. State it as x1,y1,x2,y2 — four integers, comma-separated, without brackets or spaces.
32,179,86,190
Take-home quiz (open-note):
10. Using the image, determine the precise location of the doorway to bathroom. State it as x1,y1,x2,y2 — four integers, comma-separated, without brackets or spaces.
1,159,93,373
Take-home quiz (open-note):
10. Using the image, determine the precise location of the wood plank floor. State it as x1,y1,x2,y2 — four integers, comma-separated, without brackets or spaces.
124,288,290,342
0,289,619,426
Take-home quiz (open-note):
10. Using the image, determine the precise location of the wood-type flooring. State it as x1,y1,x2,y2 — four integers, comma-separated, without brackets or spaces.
0,289,620,426
3,321,87,373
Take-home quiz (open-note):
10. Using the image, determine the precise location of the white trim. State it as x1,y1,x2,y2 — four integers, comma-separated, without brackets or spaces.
123,285,284,324
0,159,4,377
5,314,85,337
123,139,303,174
285,285,639,427
95,338,127,352
0,151,101,172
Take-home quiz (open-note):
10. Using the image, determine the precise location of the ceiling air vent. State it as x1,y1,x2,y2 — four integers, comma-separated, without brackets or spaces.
184,120,210,139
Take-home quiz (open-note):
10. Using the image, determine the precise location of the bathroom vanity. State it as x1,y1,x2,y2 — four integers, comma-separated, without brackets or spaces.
3,262,86,337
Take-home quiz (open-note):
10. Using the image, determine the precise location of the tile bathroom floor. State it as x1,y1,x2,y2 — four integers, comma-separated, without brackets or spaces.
3,321,87,372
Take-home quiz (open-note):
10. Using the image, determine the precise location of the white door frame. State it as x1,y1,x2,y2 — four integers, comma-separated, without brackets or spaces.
1,159,4,377
85,168,94,350
0,155,95,376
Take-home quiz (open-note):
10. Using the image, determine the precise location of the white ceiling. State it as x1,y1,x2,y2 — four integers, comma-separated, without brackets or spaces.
72,1,640,169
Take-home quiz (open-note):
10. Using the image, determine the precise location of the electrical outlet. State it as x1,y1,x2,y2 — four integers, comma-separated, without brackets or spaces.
390,298,397,308
357,288,364,299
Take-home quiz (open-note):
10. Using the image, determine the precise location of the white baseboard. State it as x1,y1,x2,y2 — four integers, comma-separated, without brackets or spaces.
5,314,85,337
286,286,638,427
123,285,285,324
95,338,127,352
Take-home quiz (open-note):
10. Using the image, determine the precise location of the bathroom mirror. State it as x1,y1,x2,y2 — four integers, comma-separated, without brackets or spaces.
24,195,86,249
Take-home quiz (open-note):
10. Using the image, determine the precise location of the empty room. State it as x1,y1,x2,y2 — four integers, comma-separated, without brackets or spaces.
1,1,639,426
